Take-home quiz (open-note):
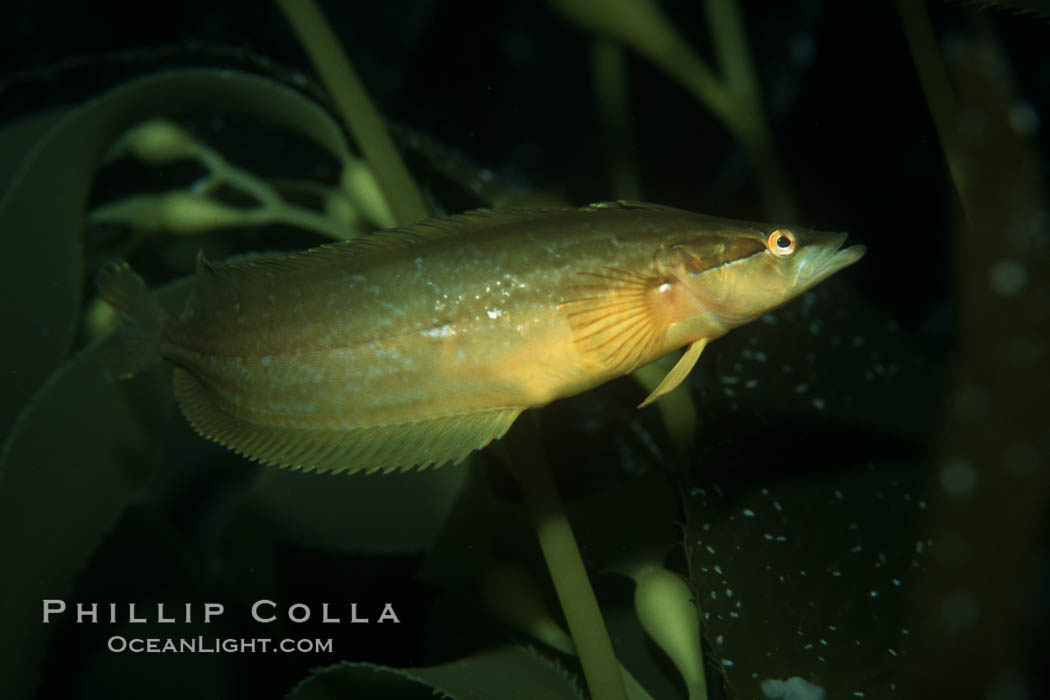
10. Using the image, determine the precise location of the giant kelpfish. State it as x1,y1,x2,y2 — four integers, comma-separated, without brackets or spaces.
98,201,865,473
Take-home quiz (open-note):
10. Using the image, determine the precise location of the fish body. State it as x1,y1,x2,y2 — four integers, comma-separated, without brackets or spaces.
97,202,865,473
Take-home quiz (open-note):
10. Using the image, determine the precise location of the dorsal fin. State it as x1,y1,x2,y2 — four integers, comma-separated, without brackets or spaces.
582,200,684,213
181,207,572,321
212,205,575,272
195,201,683,280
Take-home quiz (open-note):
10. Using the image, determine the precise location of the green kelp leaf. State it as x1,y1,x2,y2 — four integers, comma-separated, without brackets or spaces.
248,458,470,555
0,68,354,446
290,646,583,700
685,460,930,699
0,111,85,444
0,272,191,698
0,347,166,699
678,278,938,698
0,108,67,193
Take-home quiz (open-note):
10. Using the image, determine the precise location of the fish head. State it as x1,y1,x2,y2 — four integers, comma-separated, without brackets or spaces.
670,224,866,334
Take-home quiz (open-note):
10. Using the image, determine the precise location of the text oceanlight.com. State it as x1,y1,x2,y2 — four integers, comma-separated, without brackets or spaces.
106,636,333,654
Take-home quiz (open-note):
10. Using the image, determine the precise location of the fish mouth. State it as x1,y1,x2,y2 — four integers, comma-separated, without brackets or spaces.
797,232,866,285
830,232,867,268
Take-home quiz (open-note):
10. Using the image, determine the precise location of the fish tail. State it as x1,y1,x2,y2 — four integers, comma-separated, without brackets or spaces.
95,259,167,380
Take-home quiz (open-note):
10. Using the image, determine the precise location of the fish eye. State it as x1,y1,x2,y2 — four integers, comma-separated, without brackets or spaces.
766,228,797,257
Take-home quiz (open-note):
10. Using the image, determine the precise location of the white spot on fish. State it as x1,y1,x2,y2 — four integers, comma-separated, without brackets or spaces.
422,324,456,339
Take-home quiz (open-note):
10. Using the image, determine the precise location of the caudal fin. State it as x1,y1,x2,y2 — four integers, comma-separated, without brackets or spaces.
95,259,167,380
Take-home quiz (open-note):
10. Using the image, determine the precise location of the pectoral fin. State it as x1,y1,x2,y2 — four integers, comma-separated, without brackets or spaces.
638,338,707,408
560,267,666,375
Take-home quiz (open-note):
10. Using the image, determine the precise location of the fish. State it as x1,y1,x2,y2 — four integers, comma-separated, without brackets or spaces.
96,201,865,474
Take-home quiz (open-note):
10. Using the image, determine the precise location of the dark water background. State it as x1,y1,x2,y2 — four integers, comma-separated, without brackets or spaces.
1,2,1047,698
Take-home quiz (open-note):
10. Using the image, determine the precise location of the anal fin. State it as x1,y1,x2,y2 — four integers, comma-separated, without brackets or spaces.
173,369,522,473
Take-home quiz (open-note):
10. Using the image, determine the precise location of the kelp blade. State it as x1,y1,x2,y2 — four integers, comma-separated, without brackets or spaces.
0,67,355,447
290,646,582,700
